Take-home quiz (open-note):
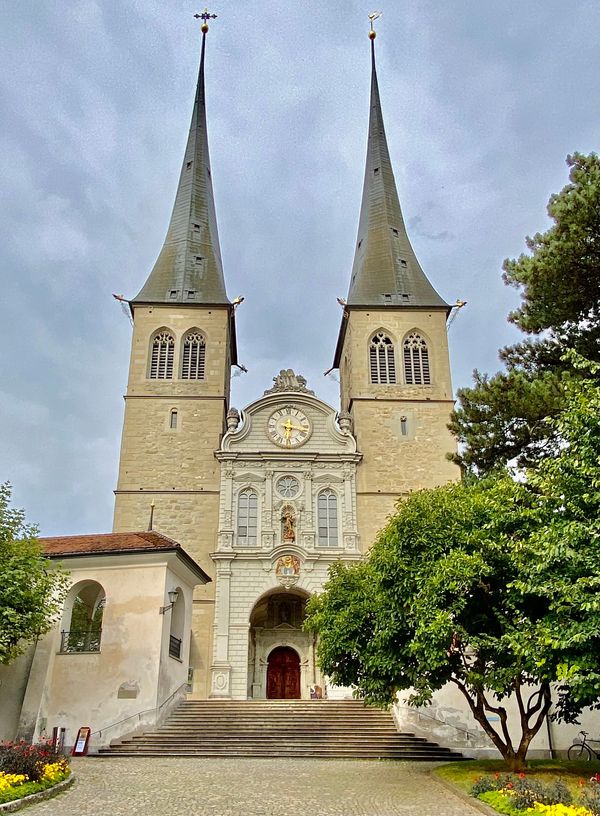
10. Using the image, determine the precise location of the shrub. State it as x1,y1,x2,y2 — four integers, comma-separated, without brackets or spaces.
0,741,68,783
579,780,600,816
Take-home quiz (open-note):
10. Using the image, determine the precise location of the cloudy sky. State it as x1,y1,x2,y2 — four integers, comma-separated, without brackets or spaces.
1,1,598,536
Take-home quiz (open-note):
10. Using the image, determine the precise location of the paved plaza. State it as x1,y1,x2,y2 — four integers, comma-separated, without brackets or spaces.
27,757,480,816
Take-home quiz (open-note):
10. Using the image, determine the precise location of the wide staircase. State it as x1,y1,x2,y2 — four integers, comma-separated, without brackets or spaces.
99,699,466,760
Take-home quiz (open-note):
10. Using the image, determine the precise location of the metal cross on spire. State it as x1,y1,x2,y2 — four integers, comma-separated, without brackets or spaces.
368,10,382,39
194,7,217,32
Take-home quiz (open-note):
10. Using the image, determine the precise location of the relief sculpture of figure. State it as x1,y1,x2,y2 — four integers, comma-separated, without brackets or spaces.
281,506,296,542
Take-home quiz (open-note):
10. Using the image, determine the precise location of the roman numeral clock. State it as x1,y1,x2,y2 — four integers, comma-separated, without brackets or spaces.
267,407,311,448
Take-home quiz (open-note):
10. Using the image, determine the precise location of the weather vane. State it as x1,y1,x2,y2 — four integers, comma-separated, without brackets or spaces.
194,7,217,33
368,11,382,39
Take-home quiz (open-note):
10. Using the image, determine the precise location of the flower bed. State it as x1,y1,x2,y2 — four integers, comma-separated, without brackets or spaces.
471,771,600,816
0,741,71,806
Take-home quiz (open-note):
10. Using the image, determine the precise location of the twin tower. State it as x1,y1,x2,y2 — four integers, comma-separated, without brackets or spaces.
112,24,457,697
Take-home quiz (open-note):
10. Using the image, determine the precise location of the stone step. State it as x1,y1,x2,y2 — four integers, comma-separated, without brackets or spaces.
99,699,466,761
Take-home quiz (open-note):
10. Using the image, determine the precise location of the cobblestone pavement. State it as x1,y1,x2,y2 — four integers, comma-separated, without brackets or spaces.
27,757,480,816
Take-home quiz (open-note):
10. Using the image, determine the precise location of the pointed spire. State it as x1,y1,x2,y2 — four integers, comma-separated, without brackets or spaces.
133,19,229,306
346,33,448,310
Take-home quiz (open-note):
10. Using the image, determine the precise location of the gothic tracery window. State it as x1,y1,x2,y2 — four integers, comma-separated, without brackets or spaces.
369,332,396,384
181,331,206,380
149,330,175,379
237,489,258,546
317,489,338,548
403,332,431,385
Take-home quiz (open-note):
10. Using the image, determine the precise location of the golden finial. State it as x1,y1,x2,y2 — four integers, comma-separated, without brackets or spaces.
194,7,217,34
368,11,382,39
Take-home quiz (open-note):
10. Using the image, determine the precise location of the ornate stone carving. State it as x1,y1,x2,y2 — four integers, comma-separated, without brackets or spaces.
338,410,352,433
226,407,240,431
218,531,233,550
281,504,296,543
263,369,314,395
275,554,301,589
261,531,275,549
223,511,233,528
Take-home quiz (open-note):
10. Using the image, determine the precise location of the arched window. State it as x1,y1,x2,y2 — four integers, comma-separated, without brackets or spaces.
60,581,105,653
369,332,396,384
181,331,206,379
317,489,338,548
169,409,178,429
149,330,175,379
403,332,431,385
237,489,258,546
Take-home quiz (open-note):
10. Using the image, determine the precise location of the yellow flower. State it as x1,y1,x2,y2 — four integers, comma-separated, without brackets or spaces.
0,772,28,792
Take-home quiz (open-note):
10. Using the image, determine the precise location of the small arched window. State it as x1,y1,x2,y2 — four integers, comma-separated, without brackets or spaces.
61,582,105,653
403,332,430,385
169,409,178,429
150,330,175,379
318,489,338,548
181,331,206,380
369,332,396,384
237,489,258,546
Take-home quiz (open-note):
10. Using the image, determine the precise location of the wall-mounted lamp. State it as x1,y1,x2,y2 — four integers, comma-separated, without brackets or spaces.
159,589,179,615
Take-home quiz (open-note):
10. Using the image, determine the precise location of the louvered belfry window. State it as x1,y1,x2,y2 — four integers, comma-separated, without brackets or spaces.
181,331,206,380
403,333,431,385
369,332,396,384
150,331,175,379
318,490,338,547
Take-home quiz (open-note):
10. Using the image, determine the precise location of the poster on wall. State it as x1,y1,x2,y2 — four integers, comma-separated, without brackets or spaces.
71,726,91,756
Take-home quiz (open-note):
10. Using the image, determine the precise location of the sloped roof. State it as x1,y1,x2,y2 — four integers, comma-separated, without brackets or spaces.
40,531,210,583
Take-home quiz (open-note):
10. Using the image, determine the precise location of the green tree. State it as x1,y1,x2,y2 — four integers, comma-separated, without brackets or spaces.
307,365,600,770
0,483,69,664
451,152,600,473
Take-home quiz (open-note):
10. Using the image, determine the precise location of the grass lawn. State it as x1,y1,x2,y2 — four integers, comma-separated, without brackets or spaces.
434,758,600,796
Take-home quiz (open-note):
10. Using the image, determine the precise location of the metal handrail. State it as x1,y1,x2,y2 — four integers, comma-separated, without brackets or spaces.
394,704,478,740
90,682,189,740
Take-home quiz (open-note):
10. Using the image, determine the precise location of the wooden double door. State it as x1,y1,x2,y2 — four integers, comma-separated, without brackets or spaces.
266,646,300,699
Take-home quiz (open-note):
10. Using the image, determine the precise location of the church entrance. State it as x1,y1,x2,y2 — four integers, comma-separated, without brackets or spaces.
248,588,321,699
266,646,301,699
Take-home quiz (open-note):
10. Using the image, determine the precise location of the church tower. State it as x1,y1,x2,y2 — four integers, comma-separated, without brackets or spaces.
113,19,235,694
334,30,459,550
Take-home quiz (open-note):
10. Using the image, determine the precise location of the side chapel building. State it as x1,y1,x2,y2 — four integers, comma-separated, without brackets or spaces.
2,22,468,748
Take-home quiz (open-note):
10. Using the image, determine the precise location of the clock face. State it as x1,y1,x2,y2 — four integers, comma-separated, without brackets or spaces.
267,407,311,448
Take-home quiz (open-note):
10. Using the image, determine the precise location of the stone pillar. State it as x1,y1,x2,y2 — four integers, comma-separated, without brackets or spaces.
210,553,233,697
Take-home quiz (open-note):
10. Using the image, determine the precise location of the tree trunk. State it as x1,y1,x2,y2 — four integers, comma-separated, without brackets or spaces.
451,678,552,771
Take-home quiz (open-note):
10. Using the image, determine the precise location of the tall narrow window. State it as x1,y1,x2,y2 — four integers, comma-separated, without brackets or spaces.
169,409,178,429
181,331,206,380
318,489,338,547
403,333,431,385
237,489,258,546
150,331,175,379
369,332,396,384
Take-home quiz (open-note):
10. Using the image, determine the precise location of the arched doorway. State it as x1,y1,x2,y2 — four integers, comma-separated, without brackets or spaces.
267,646,300,699
248,588,321,699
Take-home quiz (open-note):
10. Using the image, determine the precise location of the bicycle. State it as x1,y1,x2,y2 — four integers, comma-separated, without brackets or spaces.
568,731,600,761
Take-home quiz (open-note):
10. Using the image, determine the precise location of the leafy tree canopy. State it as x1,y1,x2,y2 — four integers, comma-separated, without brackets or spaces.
0,483,69,664
451,152,600,473
307,363,600,770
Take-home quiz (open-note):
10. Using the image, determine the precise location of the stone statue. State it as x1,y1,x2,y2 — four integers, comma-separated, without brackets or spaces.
281,506,296,542
264,369,314,395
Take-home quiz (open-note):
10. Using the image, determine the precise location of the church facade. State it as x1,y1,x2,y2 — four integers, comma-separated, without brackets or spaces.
110,24,458,703
2,22,488,750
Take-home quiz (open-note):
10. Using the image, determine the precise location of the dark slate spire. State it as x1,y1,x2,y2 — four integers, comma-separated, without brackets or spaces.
132,25,229,306
346,37,448,310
